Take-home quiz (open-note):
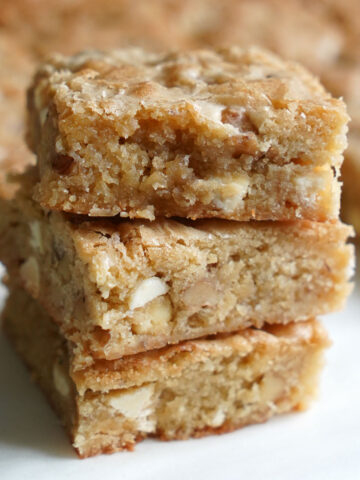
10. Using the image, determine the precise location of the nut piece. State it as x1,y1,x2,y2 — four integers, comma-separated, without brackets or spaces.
129,276,169,310
108,385,156,433
182,278,219,314
19,256,40,297
131,296,172,335
213,175,249,211
260,375,284,404
53,361,71,397
108,384,154,417
221,107,258,134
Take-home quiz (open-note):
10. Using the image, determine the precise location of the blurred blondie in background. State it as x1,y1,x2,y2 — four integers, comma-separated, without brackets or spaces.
0,0,359,231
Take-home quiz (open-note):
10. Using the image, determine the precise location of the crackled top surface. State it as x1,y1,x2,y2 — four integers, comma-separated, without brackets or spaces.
32,46,344,128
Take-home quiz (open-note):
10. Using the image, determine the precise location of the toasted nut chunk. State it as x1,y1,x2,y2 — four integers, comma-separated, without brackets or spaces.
108,385,156,432
107,384,155,433
182,278,219,314
260,375,284,404
108,384,154,417
131,296,172,335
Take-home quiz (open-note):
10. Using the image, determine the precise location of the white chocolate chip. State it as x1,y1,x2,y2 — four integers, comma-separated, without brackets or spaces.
129,276,169,310
19,256,40,297
194,101,238,133
53,362,71,397
55,137,65,154
194,101,223,123
209,408,226,427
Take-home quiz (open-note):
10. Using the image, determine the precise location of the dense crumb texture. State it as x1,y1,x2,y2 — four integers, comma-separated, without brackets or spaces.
3,288,329,458
28,46,348,220
0,171,353,364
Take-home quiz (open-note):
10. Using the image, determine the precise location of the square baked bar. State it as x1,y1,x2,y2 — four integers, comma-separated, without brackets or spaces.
28,46,348,220
0,171,353,365
3,287,329,458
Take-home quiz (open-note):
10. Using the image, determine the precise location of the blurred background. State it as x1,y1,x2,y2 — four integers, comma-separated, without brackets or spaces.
0,0,359,238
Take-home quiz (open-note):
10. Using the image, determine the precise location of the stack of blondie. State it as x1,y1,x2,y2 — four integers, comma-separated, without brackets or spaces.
0,47,354,457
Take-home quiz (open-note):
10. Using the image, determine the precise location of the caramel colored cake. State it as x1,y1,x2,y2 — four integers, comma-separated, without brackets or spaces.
0,171,353,365
3,287,330,458
27,47,348,220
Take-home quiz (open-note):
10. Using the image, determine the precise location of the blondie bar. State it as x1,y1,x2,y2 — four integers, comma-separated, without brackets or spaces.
0,171,353,364
3,287,329,458
28,46,348,220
